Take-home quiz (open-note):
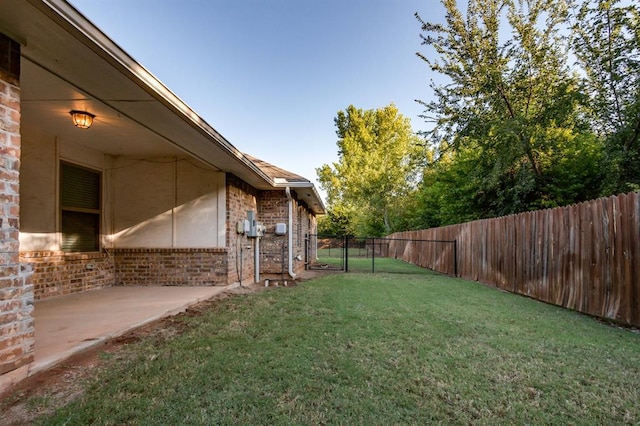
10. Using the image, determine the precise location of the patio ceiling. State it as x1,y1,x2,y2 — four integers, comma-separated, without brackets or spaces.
0,0,275,189
20,58,184,159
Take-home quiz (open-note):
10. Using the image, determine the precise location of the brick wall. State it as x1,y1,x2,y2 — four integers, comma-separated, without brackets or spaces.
20,251,114,300
22,248,229,297
258,190,316,277
1,33,34,380
112,248,228,286
258,191,289,275
226,174,258,284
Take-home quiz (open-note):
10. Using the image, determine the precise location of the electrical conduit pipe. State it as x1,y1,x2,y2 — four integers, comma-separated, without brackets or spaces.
254,236,260,283
285,187,296,279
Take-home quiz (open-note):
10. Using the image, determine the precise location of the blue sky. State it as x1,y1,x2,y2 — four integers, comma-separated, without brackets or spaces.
69,0,440,200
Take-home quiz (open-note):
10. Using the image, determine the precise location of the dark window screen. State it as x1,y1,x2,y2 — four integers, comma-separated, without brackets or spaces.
60,162,100,252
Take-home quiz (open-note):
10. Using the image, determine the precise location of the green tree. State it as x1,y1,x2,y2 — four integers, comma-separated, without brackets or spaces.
316,205,356,236
415,0,603,221
417,144,490,227
572,0,640,193
317,104,423,236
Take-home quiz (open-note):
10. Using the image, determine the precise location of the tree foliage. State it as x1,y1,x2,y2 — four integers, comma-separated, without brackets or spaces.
316,204,356,236
317,0,638,233
413,0,606,225
317,104,423,236
573,0,640,192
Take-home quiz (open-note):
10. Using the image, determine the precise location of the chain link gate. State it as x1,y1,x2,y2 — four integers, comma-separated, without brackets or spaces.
306,234,457,276
305,234,348,271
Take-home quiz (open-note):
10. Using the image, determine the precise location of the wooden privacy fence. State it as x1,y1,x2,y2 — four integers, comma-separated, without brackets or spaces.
387,192,640,327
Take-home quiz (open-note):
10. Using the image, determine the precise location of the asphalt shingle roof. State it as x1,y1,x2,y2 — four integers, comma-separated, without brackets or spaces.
244,154,310,184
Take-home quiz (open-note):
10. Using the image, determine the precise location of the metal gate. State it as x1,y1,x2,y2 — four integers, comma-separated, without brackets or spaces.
305,234,347,271
306,235,457,276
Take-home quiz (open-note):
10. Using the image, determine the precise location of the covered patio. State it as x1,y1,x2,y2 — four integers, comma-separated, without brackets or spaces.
31,285,234,375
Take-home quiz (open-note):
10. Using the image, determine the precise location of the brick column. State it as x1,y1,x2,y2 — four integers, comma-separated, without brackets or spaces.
0,33,34,389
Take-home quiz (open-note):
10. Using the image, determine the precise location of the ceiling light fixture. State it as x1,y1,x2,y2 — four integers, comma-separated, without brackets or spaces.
69,110,95,129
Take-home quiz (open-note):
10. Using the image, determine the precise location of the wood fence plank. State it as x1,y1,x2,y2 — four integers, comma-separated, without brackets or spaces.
497,217,507,289
567,204,578,310
602,196,619,320
619,194,635,321
631,192,640,325
528,212,536,297
612,195,628,323
579,201,590,314
549,208,562,306
509,215,517,292
515,214,524,295
386,191,640,327
526,212,533,297
541,209,550,304
622,193,639,325
598,198,608,318
558,207,568,306
590,198,604,317
534,211,545,301
548,208,558,304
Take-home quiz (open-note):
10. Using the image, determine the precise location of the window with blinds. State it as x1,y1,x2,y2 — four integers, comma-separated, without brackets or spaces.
60,162,101,252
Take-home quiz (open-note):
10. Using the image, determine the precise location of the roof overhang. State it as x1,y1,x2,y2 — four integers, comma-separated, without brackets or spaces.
273,179,326,215
0,0,324,198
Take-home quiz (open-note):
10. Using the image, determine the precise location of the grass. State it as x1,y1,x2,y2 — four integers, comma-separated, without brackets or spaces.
346,256,436,274
315,248,437,274
36,268,640,425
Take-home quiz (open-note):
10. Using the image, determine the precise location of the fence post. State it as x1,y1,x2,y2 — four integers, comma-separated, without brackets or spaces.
453,239,458,277
304,234,308,270
372,238,376,273
344,234,349,272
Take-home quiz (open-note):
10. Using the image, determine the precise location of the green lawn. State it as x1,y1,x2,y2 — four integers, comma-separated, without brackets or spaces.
315,249,436,274
34,269,640,424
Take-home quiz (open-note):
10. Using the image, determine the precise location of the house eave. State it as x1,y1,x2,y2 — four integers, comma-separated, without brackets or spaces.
14,0,274,189
273,181,327,215
1,0,325,201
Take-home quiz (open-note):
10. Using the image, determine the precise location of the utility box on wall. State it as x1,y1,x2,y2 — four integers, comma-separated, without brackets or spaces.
246,210,265,238
236,219,250,234
275,223,287,236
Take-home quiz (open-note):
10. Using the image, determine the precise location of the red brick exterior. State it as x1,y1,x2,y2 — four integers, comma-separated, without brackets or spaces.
258,191,290,276
112,248,228,286
20,251,114,300
0,33,34,378
224,176,317,283
18,178,318,297
258,190,316,277
21,247,229,299
226,175,258,284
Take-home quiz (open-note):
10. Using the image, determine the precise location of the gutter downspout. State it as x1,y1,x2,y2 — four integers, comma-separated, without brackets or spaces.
285,187,296,279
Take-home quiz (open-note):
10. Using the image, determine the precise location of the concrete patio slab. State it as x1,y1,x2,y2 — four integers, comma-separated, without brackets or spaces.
32,285,233,375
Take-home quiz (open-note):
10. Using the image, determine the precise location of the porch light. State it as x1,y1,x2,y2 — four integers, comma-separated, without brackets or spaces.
69,110,95,129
